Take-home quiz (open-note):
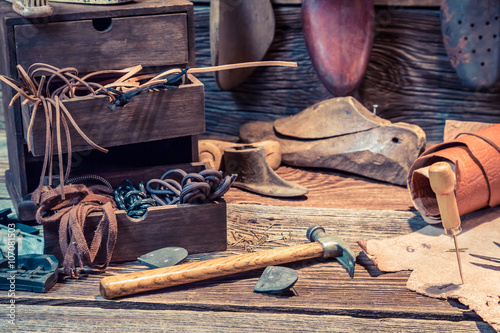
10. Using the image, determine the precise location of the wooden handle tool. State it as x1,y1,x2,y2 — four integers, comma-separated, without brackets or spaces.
428,161,464,284
100,226,355,299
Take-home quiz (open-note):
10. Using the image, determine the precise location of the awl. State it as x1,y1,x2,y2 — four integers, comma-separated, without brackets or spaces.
429,161,464,284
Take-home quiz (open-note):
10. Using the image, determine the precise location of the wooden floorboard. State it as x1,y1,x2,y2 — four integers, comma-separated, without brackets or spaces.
9,305,493,333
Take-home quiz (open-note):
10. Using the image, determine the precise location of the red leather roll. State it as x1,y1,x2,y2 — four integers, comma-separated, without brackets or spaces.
408,124,500,224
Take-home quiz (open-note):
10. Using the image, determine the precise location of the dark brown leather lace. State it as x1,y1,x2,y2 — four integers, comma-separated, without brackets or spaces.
33,183,117,278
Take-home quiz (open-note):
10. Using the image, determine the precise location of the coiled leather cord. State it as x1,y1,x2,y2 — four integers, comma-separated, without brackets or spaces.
114,180,157,219
115,169,236,218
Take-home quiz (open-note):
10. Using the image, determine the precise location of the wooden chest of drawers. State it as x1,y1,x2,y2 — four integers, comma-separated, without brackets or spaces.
0,0,228,257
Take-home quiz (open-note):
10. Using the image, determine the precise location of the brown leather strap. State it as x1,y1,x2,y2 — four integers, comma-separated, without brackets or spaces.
34,184,117,278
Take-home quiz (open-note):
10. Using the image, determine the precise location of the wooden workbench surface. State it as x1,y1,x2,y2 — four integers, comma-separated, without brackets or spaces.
0,0,498,330
0,127,494,332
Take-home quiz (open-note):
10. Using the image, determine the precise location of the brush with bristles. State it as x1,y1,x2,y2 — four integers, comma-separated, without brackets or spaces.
6,0,54,18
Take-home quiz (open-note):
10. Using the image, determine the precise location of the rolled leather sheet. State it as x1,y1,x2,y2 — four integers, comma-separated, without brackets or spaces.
408,123,500,224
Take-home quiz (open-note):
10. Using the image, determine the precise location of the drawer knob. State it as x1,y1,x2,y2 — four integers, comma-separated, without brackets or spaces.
92,17,113,32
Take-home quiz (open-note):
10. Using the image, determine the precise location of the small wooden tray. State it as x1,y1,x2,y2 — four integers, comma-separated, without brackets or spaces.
42,162,228,263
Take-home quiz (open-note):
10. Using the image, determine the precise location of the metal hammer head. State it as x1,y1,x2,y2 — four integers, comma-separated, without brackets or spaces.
307,226,356,277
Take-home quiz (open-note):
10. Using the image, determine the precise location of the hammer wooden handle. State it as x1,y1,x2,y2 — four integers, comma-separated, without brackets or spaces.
100,242,324,299
428,162,461,233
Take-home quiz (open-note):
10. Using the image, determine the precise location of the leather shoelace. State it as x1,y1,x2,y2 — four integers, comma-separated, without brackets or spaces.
0,63,180,196
33,178,117,278
0,63,122,198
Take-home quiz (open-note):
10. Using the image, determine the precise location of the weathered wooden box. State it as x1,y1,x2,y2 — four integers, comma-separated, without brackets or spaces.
43,162,228,263
0,0,229,257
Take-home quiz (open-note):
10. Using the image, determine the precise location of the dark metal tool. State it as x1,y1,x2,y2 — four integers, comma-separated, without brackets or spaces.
0,208,11,223
0,211,40,235
100,226,355,299
0,254,58,293
0,224,43,256
470,241,500,264
254,266,298,294
138,247,188,269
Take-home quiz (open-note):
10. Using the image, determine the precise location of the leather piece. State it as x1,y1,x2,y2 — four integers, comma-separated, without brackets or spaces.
443,119,493,142
441,0,500,88
408,124,500,224
358,207,500,332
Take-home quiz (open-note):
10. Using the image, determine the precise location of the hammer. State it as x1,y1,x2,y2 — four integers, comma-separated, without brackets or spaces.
100,226,355,299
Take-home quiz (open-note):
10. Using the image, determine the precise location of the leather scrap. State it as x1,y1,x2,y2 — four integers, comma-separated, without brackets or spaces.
408,123,500,224
443,119,494,142
33,184,117,278
358,206,500,331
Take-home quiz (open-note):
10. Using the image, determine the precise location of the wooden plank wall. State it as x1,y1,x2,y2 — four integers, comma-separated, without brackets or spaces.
0,1,499,144
192,2,500,142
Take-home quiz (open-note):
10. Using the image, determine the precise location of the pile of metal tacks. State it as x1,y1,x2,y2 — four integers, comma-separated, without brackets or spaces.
227,223,299,253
